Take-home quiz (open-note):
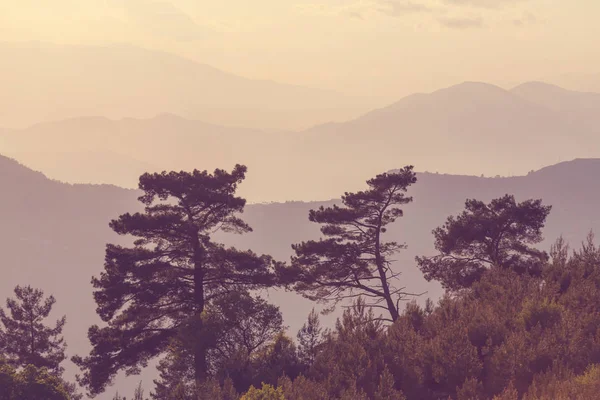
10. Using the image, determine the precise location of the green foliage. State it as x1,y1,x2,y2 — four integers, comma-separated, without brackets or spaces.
520,358,600,399
373,366,406,400
252,333,301,388
285,166,417,322
73,165,280,396
240,383,284,400
311,299,388,398
456,377,485,400
152,291,285,396
518,299,563,331
0,286,66,374
417,194,551,290
276,375,329,400
0,358,70,400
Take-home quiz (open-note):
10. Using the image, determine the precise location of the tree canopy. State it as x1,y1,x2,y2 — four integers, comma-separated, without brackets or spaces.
283,166,418,322
0,286,66,374
416,194,552,291
73,165,280,396
0,358,71,400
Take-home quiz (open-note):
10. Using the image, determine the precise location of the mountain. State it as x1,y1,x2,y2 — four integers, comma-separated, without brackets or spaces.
4,81,599,203
511,81,600,132
2,154,600,396
0,42,368,131
299,82,600,186
511,81,600,111
0,114,292,193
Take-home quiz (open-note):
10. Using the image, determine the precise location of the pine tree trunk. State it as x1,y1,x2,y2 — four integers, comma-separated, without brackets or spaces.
375,229,399,322
192,233,207,383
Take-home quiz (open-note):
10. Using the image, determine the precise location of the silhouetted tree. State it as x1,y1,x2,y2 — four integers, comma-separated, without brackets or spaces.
153,291,284,397
0,286,66,374
296,308,325,370
416,194,551,291
284,166,418,322
73,165,279,396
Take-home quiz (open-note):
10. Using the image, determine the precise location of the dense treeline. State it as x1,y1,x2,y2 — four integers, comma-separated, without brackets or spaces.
2,164,600,399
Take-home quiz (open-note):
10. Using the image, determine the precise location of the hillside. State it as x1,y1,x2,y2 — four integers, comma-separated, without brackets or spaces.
4,81,600,203
2,154,600,396
0,42,367,131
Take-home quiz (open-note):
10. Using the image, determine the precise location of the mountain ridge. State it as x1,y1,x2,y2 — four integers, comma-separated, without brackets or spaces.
0,42,369,131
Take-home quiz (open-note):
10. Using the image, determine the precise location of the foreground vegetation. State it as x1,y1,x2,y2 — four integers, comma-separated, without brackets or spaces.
2,164,600,399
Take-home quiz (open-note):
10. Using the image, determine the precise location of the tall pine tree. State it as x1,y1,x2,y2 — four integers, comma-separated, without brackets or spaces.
73,165,279,396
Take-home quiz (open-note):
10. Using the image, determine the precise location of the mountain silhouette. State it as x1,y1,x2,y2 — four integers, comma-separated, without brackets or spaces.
4,80,597,202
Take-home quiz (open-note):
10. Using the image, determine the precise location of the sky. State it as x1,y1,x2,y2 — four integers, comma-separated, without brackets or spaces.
1,0,599,102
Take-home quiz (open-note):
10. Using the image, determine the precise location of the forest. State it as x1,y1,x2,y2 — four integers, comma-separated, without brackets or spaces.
2,164,600,400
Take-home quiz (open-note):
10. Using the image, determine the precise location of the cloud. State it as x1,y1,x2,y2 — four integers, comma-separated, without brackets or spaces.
377,1,432,17
122,0,209,42
296,0,431,20
438,16,484,28
512,11,537,26
441,0,529,9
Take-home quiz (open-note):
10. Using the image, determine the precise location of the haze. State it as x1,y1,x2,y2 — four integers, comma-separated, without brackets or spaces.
3,1,600,399
2,0,600,102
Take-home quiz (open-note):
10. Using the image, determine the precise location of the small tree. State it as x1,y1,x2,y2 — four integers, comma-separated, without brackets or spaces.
296,309,325,369
373,366,406,400
417,194,551,291
284,166,418,322
152,291,284,397
241,383,284,400
0,286,66,374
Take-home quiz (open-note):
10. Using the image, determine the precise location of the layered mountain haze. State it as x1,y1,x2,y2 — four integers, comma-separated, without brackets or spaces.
0,114,292,191
511,81,600,132
302,81,600,178
2,153,600,396
0,42,369,131
3,80,600,202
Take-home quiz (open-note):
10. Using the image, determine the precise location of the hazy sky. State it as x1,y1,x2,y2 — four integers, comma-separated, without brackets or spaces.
2,0,599,101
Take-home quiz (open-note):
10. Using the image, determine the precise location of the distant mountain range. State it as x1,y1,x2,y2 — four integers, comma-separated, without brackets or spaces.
2,80,600,202
2,154,600,396
0,42,368,131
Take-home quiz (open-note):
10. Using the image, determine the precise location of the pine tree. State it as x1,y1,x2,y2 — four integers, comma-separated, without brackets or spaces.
0,285,66,374
373,366,406,400
417,194,552,291
73,165,279,396
296,308,325,369
0,357,70,400
152,291,284,397
284,166,418,322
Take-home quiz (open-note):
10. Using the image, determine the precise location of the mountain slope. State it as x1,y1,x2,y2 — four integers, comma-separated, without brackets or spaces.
511,81,600,112
511,81,600,134
3,155,600,396
0,42,367,131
